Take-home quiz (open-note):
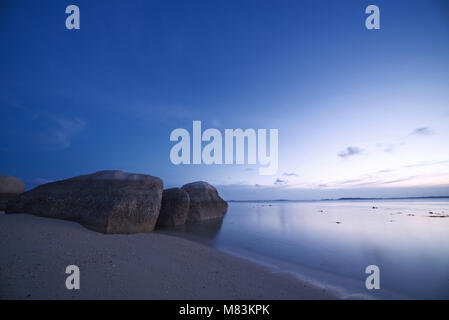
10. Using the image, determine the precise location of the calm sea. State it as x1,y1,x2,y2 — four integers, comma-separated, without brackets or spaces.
159,199,449,299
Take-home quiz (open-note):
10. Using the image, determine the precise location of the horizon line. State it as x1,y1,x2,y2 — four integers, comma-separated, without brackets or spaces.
227,196,449,202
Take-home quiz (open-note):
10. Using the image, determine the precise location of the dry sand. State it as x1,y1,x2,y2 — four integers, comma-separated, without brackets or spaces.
0,211,338,300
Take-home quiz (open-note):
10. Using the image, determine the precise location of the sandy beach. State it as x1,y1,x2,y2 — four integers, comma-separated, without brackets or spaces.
0,211,338,300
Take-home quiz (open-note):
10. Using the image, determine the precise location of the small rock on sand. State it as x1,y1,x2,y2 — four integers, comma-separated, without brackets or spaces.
0,175,25,211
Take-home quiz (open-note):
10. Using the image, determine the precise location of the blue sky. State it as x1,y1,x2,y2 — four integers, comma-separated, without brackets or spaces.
1,0,449,200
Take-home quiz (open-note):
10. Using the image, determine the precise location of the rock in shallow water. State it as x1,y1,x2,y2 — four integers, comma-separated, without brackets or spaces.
6,170,163,234
0,175,26,211
181,181,228,223
156,188,190,228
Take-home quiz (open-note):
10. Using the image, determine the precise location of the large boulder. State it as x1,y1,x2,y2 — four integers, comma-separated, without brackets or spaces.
156,188,190,228
181,181,228,223
6,170,163,234
0,175,25,211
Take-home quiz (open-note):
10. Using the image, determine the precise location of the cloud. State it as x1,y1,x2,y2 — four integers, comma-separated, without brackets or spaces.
403,160,449,168
274,178,286,185
338,146,363,158
33,178,53,185
21,177,55,190
211,120,222,127
383,144,396,153
47,116,86,148
283,172,299,177
376,169,392,173
0,99,86,149
340,178,364,185
412,127,433,136
381,177,417,185
377,141,405,153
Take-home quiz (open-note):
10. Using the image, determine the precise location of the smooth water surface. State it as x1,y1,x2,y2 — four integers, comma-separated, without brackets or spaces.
161,200,449,299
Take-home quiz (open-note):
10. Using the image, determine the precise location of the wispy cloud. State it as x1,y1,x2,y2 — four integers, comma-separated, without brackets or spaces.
412,127,433,136
33,178,53,185
381,177,417,185
403,160,449,168
0,98,86,149
274,178,286,185
21,177,55,190
283,172,299,177
338,146,363,158
383,144,396,153
48,116,86,148
340,178,365,185
376,169,392,173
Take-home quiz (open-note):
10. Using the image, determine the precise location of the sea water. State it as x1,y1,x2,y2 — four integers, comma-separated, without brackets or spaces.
160,199,449,299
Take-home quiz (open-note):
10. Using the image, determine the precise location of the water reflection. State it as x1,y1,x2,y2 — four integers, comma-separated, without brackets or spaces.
157,217,224,245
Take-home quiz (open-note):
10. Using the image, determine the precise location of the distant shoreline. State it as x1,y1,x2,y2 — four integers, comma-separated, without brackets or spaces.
228,196,449,203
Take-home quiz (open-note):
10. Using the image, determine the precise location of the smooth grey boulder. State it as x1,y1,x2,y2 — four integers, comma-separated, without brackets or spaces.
0,175,25,211
156,188,190,228
6,170,163,234
181,181,228,223
0,175,26,194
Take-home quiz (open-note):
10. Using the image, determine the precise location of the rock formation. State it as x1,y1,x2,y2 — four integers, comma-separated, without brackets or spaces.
156,188,190,228
0,175,25,211
6,170,163,234
181,181,228,223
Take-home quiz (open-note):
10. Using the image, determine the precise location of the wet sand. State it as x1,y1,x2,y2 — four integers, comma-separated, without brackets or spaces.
0,212,339,300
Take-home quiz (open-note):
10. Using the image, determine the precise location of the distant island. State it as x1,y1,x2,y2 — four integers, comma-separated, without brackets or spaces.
336,196,449,200
228,196,449,202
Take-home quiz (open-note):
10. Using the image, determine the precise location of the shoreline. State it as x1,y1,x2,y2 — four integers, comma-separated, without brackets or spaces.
0,211,339,300
157,228,379,300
